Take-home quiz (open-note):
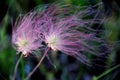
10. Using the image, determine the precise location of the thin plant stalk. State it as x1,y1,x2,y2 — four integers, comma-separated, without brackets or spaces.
25,47,50,80
12,53,23,80
92,64,120,80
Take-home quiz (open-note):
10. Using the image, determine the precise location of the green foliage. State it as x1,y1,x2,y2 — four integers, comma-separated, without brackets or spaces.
0,3,15,79
92,64,120,80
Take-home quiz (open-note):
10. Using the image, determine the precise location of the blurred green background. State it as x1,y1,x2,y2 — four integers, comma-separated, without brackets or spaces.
0,0,120,80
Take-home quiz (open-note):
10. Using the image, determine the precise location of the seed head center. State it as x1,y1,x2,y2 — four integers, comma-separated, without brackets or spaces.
17,38,28,47
46,34,59,51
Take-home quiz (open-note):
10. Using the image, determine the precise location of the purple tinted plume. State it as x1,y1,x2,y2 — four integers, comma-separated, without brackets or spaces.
12,4,104,63
34,4,102,63
12,13,42,56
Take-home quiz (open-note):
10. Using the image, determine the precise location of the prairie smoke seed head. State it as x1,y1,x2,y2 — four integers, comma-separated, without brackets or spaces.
12,13,42,56
33,4,105,64
12,4,106,64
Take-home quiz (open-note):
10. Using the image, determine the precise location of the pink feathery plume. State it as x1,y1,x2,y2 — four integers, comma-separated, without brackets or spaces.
11,4,107,80
12,4,105,64
34,4,102,64
12,12,42,57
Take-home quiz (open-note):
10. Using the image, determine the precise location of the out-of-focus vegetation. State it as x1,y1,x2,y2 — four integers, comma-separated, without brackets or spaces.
0,0,120,80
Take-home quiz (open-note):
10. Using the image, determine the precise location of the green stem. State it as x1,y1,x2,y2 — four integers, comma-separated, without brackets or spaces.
21,58,25,80
25,47,50,80
93,64,120,80
12,53,23,80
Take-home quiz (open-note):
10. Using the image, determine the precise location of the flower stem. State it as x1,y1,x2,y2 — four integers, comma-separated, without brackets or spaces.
12,53,23,80
25,47,50,80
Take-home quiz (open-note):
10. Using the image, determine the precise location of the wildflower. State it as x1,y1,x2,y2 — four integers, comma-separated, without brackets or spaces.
12,4,107,80
12,4,103,63
34,5,101,63
12,13,41,57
